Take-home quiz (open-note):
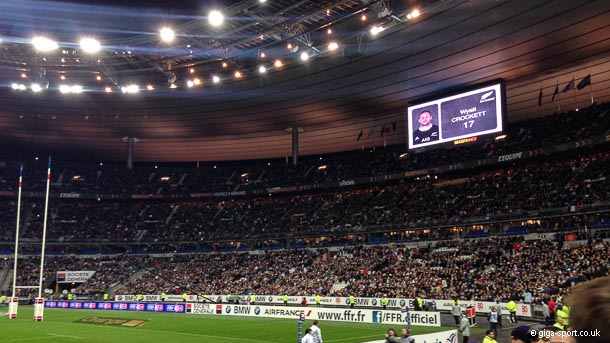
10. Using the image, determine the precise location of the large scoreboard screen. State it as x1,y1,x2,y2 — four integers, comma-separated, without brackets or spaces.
407,81,506,150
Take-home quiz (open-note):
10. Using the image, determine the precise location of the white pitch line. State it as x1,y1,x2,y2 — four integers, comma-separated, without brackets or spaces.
47,333,85,339
326,334,383,342
44,321,282,343
135,328,283,343
6,337,62,342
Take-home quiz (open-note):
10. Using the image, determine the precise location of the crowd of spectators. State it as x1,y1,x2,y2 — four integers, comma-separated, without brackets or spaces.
0,150,607,246
1,255,145,297
0,102,608,195
100,238,610,303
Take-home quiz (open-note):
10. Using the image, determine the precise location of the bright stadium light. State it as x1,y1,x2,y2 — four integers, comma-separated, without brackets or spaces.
160,27,175,43
31,83,42,92
212,75,220,84
12,83,27,91
32,36,58,51
208,10,224,26
407,9,421,20
258,65,267,74
59,84,83,94
370,26,385,36
121,85,140,94
80,37,101,53
300,52,310,61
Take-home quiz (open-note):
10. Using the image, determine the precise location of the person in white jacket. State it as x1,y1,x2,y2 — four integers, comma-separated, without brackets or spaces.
310,320,323,343
459,312,471,343
301,328,314,343
451,300,462,326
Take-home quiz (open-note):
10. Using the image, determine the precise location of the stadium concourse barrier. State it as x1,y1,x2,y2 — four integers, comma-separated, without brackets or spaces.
187,303,441,327
114,294,533,317
43,301,440,327
362,329,458,343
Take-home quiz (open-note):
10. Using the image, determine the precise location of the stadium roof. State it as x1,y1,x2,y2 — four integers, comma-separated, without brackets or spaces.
0,0,609,162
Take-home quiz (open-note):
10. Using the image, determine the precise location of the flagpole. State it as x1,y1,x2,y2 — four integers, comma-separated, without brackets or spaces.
393,123,397,151
589,72,594,104
572,75,576,109
538,83,543,116
368,116,377,151
11,165,24,300
38,156,52,299
553,81,560,113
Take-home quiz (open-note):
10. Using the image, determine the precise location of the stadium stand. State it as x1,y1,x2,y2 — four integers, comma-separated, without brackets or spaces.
0,102,609,300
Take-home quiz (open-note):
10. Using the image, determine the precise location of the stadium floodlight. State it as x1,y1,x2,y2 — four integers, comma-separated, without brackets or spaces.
186,80,194,88
121,85,140,94
258,66,267,74
32,36,58,51
370,26,385,36
60,85,83,94
212,75,220,84
12,83,27,91
300,52,310,61
31,83,42,92
80,38,101,53
328,42,339,51
407,9,421,20
208,10,224,26
160,27,175,43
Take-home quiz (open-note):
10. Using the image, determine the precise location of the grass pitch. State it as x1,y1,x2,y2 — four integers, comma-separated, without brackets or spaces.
2,306,471,343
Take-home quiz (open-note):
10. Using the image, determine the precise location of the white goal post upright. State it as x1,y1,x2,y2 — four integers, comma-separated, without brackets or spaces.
8,165,24,319
34,156,52,322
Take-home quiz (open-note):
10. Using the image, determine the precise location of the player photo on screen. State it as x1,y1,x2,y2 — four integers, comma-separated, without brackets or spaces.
412,105,439,146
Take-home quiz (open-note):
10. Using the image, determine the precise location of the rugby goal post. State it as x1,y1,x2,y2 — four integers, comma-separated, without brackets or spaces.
9,159,52,322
